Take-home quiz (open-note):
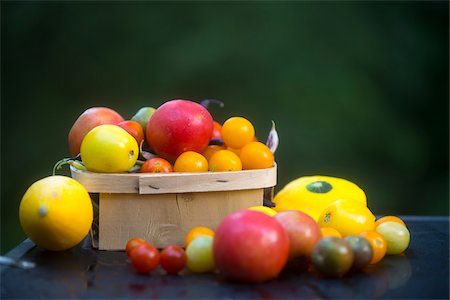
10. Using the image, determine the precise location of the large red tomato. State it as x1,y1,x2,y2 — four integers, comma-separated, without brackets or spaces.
146,100,213,162
213,210,290,283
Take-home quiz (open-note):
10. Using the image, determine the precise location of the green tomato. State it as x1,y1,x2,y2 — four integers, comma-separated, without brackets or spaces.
344,236,373,271
311,237,354,277
186,235,215,273
376,221,410,255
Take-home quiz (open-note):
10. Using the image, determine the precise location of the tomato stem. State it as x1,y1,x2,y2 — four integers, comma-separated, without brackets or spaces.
52,156,86,176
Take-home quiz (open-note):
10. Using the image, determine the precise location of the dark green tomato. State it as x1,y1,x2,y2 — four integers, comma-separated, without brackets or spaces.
311,237,354,277
345,236,373,271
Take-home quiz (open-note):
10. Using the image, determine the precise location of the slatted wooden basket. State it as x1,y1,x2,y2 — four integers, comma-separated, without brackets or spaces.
71,166,277,250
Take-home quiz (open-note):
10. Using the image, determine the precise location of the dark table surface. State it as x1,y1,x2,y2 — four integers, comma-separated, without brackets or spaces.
1,216,449,299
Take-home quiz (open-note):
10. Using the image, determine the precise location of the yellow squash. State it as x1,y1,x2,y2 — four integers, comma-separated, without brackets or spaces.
273,175,367,221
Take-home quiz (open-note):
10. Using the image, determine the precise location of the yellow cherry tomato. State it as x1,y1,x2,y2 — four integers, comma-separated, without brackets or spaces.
221,117,255,149
174,151,208,172
239,142,274,170
209,150,242,172
80,124,139,173
317,199,375,237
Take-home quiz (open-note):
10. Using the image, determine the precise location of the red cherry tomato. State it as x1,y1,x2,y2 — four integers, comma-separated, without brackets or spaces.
212,121,222,139
160,245,187,275
125,237,147,257
140,157,173,173
129,243,160,273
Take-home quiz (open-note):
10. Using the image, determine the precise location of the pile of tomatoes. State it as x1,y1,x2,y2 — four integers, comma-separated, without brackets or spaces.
126,211,411,281
126,226,215,275
141,116,274,173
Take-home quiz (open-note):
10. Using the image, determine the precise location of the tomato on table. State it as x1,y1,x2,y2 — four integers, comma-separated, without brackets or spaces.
186,235,215,273
376,221,410,255
125,237,147,257
185,226,215,248
375,215,407,228
129,243,160,274
359,230,387,264
160,245,187,275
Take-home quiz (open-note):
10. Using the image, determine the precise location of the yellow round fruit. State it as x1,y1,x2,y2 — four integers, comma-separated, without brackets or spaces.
239,141,274,170
273,175,367,221
209,150,242,172
174,151,208,172
80,124,139,173
317,199,375,237
221,117,255,149
19,176,93,251
247,206,278,216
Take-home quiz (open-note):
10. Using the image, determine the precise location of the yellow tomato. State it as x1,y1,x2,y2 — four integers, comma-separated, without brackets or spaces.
19,176,93,251
317,199,375,237
174,151,208,172
80,124,139,173
273,176,367,221
239,142,274,170
209,150,242,172
221,117,255,149
247,205,278,216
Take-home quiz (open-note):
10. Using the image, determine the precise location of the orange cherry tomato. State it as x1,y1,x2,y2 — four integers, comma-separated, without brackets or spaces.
117,120,144,145
202,145,226,161
359,231,387,264
209,150,242,172
221,117,255,149
226,147,241,156
140,157,173,173
185,226,215,247
239,141,274,170
174,151,208,172
375,215,406,229
320,227,342,238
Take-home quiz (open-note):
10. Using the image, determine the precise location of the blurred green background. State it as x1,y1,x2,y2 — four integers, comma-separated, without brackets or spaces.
1,2,448,254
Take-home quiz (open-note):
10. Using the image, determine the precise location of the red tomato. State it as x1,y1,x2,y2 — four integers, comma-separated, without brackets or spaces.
129,243,160,274
160,245,187,275
274,210,322,259
212,121,222,139
213,210,290,283
125,237,147,257
118,120,144,145
140,157,173,173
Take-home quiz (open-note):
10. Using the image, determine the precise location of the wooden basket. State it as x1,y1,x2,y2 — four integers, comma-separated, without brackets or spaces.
71,166,277,250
